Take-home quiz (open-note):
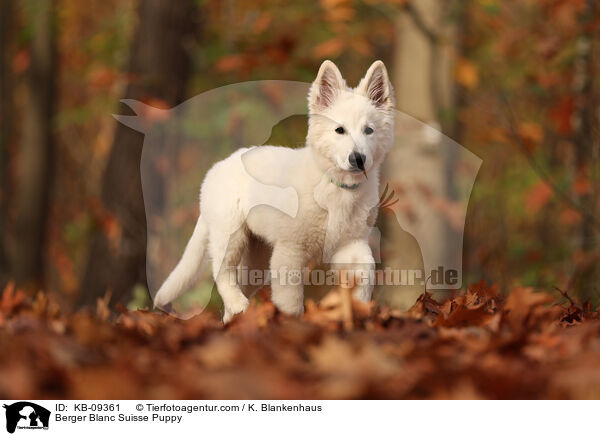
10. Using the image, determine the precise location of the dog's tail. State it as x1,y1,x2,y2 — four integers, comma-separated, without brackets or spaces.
154,214,209,308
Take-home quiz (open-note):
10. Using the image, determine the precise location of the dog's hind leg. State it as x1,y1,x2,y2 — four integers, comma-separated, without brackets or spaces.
210,227,250,323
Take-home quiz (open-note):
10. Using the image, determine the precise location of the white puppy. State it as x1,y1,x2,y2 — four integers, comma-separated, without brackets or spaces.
154,60,395,322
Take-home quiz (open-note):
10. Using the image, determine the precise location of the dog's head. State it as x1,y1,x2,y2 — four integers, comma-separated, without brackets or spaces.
307,60,395,181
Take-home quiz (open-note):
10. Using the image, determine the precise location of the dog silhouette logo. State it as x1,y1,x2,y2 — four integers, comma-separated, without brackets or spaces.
117,80,481,318
3,402,50,433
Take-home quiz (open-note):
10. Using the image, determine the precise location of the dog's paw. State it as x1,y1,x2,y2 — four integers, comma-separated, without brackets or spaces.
222,294,249,323
275,303,304,317
271,292,304,317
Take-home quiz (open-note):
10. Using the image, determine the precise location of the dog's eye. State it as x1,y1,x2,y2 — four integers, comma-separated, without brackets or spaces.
335,126,345,134
364,126,374,135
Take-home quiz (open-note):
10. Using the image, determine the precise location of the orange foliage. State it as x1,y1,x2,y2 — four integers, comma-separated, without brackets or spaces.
1,283,600,399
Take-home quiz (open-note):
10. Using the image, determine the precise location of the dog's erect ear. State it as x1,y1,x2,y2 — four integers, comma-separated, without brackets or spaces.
358,60,394,110
309,60,345,111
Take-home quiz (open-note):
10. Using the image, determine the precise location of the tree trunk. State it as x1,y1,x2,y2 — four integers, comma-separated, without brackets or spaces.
0,0,14,285
78,0,197,307
12,0,56,286
383,0,461,308
572,0,599,299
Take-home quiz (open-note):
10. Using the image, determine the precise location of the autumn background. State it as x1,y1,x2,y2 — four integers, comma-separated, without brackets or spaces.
1,0,600,399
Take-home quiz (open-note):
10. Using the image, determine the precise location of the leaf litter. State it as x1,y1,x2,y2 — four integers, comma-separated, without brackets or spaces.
1,281,600,399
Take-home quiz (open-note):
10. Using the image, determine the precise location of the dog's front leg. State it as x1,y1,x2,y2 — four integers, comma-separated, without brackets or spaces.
330,239,375,302
270,243,305,316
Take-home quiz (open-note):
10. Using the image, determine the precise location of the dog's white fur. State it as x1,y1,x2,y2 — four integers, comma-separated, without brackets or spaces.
154,60,395,322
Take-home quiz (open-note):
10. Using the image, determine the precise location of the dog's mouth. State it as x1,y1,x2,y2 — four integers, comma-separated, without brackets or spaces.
339,167,369,181
347,162,371,174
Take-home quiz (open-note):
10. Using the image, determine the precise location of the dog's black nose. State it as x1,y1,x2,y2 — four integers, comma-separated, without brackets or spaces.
348,152,366,171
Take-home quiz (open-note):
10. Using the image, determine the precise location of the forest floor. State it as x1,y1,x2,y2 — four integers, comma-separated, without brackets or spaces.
1,282,600,399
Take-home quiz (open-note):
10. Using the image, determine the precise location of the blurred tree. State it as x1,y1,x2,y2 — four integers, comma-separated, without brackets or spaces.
79,0,198,306
385,0,467,307
572,0,599,297
0,0,14,285
12,0,56,286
